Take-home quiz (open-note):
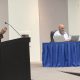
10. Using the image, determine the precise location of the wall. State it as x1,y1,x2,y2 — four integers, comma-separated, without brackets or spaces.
39,0,68,42
68,0,80,35
8,0,41,63
0,0,9,41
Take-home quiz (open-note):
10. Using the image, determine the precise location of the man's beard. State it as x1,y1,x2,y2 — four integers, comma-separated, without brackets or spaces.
60,31,64,35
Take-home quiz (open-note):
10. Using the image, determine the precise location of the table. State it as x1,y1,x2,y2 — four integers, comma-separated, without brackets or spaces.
42,42,80,67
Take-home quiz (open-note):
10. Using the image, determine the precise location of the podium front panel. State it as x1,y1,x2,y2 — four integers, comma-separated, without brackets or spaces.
0,38,31,80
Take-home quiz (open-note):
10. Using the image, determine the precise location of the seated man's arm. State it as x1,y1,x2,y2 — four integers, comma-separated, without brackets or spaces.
64,33,71,41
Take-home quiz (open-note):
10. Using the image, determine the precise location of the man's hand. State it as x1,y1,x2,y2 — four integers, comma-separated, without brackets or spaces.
0,27,7,34
65,38,71,41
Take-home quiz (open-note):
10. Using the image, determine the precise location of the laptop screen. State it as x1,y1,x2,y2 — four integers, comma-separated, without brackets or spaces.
71,36,79,41
53,36,65,42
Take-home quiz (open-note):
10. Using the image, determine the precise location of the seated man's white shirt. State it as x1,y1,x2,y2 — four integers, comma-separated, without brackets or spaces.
53,30,70,40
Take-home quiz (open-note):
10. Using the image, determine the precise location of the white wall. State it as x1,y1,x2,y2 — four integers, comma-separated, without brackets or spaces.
8,0,41,63
68,0,80,35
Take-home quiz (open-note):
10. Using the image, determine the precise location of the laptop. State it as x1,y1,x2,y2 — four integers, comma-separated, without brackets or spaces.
53,36,65,42
71,35,79,41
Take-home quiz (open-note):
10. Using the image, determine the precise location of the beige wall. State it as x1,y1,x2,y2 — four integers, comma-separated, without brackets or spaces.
0,0,9,41
39,0,68,42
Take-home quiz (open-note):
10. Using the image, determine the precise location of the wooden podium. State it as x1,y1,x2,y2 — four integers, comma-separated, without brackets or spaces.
0,38,31,80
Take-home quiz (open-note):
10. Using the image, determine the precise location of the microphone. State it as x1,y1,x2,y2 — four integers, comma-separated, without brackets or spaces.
5,22,21,37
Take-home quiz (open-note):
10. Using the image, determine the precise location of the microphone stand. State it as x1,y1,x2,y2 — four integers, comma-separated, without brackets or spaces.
5,22,21,37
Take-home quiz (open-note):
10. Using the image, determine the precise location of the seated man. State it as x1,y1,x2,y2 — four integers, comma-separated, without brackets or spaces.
0,27,7,42
53,24,70,41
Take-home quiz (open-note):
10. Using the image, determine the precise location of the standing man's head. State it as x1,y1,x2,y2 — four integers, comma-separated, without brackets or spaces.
58,24,65,35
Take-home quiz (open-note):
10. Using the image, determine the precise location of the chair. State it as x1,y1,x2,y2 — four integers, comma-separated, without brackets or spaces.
50,30,56,42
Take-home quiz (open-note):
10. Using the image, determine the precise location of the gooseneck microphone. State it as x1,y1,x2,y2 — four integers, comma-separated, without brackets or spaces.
5,22,21,37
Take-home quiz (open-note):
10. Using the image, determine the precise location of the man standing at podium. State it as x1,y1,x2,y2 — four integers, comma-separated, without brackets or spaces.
0,27,7,42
